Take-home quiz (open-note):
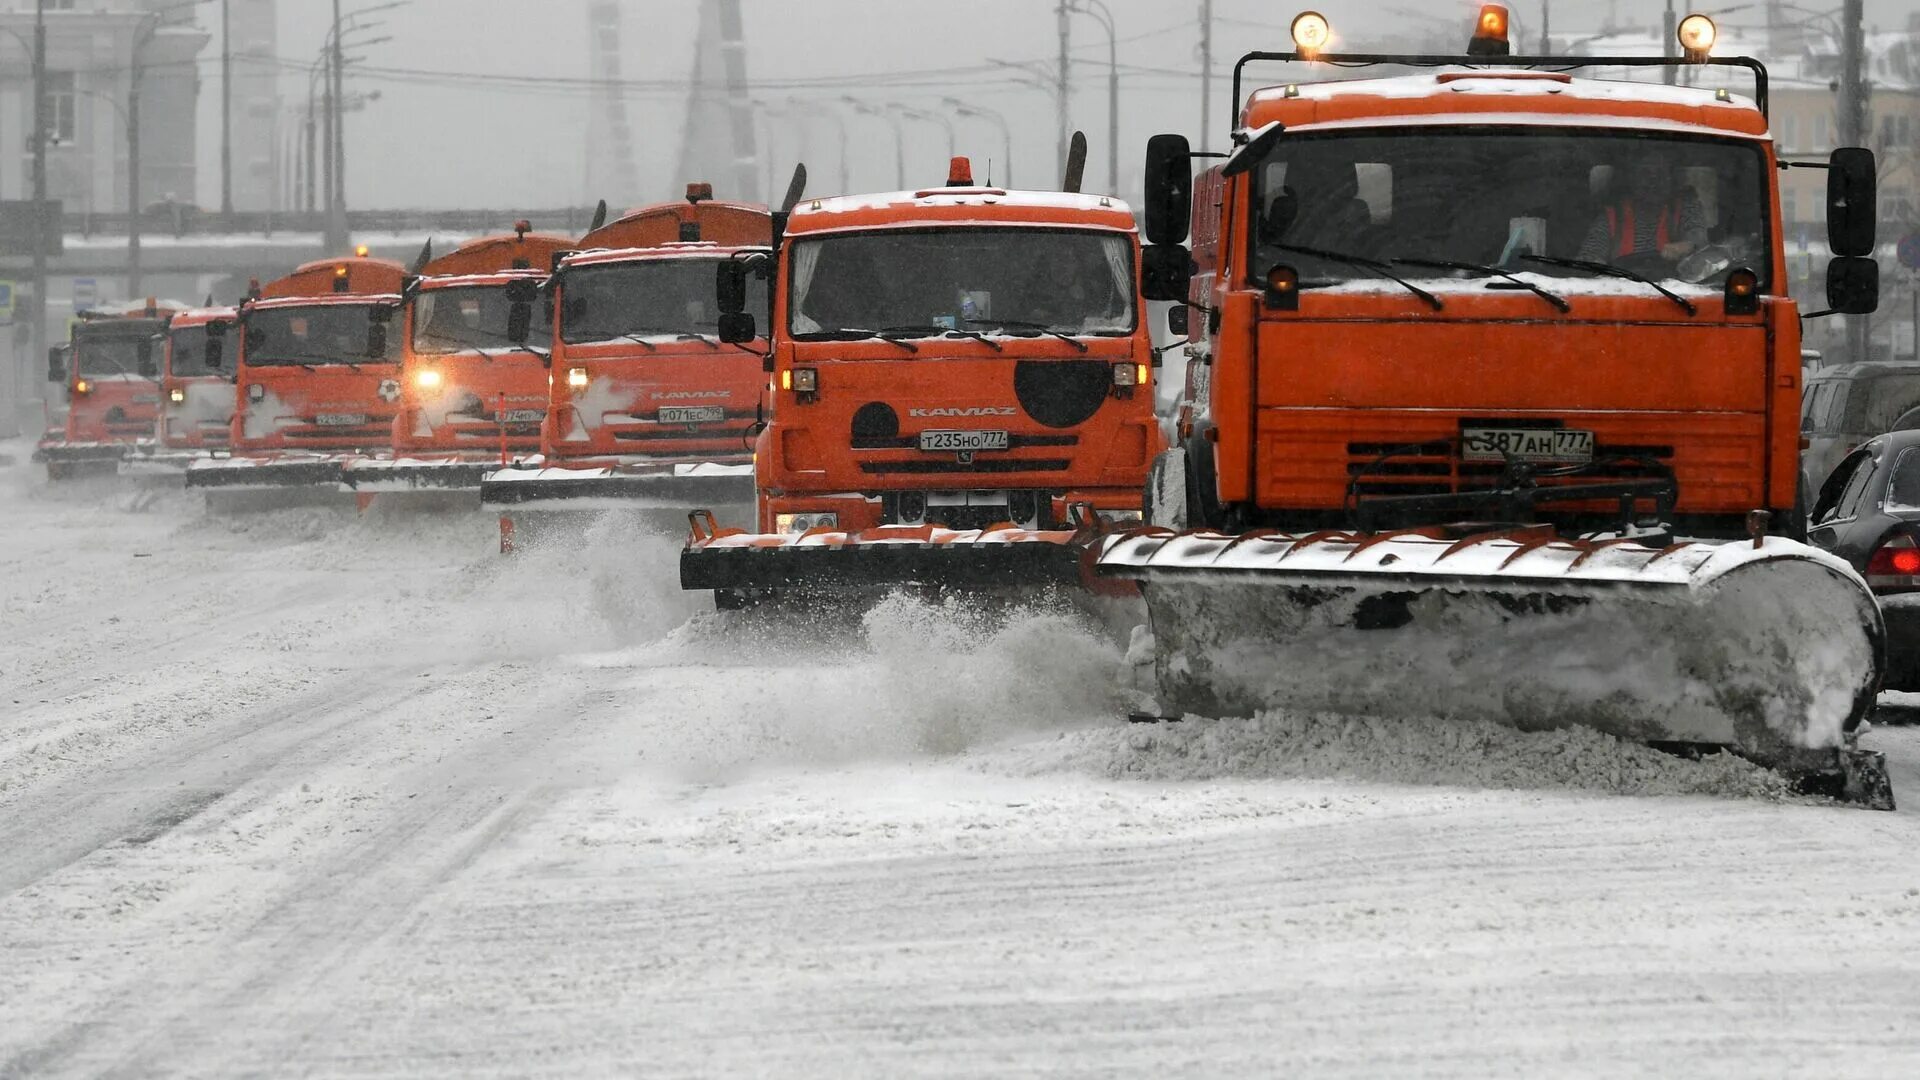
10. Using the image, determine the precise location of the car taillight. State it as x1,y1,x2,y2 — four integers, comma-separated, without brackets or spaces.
1867,534,1920,589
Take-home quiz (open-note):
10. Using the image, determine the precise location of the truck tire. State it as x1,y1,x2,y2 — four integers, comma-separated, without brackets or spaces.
1184,433,1222,531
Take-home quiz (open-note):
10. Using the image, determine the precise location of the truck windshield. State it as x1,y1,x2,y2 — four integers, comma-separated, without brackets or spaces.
245,304,398,367
788,227,1137,337
167,326,219,377
413,284,551,353
74,335,157,377
1245,129,1770,289
560,259,762,346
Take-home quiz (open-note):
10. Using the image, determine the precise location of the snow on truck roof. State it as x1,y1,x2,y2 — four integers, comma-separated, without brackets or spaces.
559,242,768,271
1244,68,1768,139
785,188,1138,235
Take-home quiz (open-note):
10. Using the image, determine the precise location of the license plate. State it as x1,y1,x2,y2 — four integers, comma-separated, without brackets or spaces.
659,406,725,424
919,429,1010,453
502,409,544,423
1461,426,1594,463
314,413,368,427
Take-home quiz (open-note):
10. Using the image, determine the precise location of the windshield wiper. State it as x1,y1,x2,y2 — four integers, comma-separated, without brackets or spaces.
880,324,1004,351
1519,254,1698,316
790,328,919,353
1269,243,1443,312
1392,255,1570,313
963,318,1089,353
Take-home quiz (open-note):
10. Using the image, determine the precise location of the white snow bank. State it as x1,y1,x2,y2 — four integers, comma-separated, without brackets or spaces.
986,711,1797,802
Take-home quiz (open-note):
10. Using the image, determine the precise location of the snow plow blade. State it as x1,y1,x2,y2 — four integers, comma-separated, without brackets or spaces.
184,454,353,490
38,441,130,479
1099,527,1890,806
342,457,497,493
680,513,1110,600
479,463,754,511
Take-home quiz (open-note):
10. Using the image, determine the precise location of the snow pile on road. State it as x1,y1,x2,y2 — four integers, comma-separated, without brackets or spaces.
989,711,1799,802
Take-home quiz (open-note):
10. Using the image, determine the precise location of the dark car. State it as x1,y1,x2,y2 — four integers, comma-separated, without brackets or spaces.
1806,430,1920,690
1801,363,1920,513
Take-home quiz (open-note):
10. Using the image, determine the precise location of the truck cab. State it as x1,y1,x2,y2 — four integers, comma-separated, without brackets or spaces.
736,161,1162,534
42,300,186,475
227,255,408,456
159,306,239,453
393,226,573,465
540,187,772,475
1142,12,1878,542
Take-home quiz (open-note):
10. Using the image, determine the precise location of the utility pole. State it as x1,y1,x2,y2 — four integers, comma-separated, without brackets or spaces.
129,38,144,295
326,0,349,251
1056,0,1071,180
1199,0,1213,147
29,0,49,412
1663,0,1677,84
220,0,232,216
1839,0,1871,361
1540,1,1551,55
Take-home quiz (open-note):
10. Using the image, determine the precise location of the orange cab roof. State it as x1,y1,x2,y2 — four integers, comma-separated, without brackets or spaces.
559,241,763,272
169,306,238,328
578,198,771,251
1242,69,1767,137
785,188,1138,236
419,231,574,277
263,256,408,299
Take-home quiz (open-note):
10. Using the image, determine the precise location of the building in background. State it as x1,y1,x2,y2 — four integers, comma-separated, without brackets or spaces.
228,0,279,213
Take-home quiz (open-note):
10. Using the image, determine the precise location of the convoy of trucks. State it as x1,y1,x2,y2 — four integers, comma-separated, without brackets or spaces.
19,5,1904,804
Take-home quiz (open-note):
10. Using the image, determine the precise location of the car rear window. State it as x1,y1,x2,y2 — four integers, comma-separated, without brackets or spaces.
1890,448,1920,514
1857,375,1920,433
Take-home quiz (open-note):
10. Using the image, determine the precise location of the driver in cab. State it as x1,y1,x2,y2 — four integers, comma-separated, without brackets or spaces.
1577,150,1709,265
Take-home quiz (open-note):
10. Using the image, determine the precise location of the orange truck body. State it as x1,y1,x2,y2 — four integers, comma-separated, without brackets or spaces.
538,194,773,475
44,301,187,471
158,306,239,453
391,229,574,465
228,256,409,457
753,184,1162,534
1172,67,1802,540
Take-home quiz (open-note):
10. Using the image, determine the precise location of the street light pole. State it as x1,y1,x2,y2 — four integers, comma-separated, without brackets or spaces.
845,98,905,189
30,0,49,410
327,0,347,249
944,98,1013,188
220,0,232,216
1839,0,1870,361
1070,0,1118,195
1055,0,1070,179
894,104,955,160
790,98,850,194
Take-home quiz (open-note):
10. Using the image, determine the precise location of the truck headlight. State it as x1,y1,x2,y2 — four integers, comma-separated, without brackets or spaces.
776,511,838,534
247,383,265,402
414,369,443,393
567,367,589,390
1112,363,1136,387
169,387,186,404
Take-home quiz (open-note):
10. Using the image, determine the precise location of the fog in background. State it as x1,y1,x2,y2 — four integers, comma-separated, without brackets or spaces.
198,0,1920,211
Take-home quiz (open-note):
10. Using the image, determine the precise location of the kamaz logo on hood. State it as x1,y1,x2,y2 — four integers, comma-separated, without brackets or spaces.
377,379,401,403
654,390,731,400
909,406,1018,418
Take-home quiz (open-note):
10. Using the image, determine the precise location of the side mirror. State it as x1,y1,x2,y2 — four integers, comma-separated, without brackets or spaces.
1142,244,1194,303
718,311,757,344
46,346,67,383
1826,256,1879,315
1143,133,1193,247
245,326,268,354
137,338,158,378
1828,147,1877,257
717,261,748,315
504,278,538,305
1166,304,1190,337
204,335,224,370
366,323,389,359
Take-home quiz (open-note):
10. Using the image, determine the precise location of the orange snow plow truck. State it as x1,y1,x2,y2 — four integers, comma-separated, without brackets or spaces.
153,304,241,464
680,154,1163,605
1099,6,1894,803
38,299,187,479
340,222,575,493
186,253,407,492
478,185,773,522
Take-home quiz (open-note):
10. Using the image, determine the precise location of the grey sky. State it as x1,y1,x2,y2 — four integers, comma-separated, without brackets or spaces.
206,0,1920,211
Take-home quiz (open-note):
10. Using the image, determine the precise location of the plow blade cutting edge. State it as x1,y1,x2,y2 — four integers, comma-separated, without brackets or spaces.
479,464,754,511
681,518,1104,598
342,457,499,493
1098,528,1891,805
185,455,352,490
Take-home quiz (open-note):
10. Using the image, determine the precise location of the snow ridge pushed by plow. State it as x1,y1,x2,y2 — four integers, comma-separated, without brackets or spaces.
992,711,1799,802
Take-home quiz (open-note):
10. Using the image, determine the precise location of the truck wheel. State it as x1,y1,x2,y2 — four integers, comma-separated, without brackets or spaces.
1184,434,1222,530
1145,449,1188,529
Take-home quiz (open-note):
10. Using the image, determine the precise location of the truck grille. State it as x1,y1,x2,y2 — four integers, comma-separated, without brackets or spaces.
1344,440,1676,498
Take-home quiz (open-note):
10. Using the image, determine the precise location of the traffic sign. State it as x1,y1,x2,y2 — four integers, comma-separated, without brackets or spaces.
1899,233,1920,271
0,280,13,325
72,277,97,312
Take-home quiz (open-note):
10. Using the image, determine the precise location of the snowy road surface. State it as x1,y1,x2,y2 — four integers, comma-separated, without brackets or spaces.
4,451,1920,1077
